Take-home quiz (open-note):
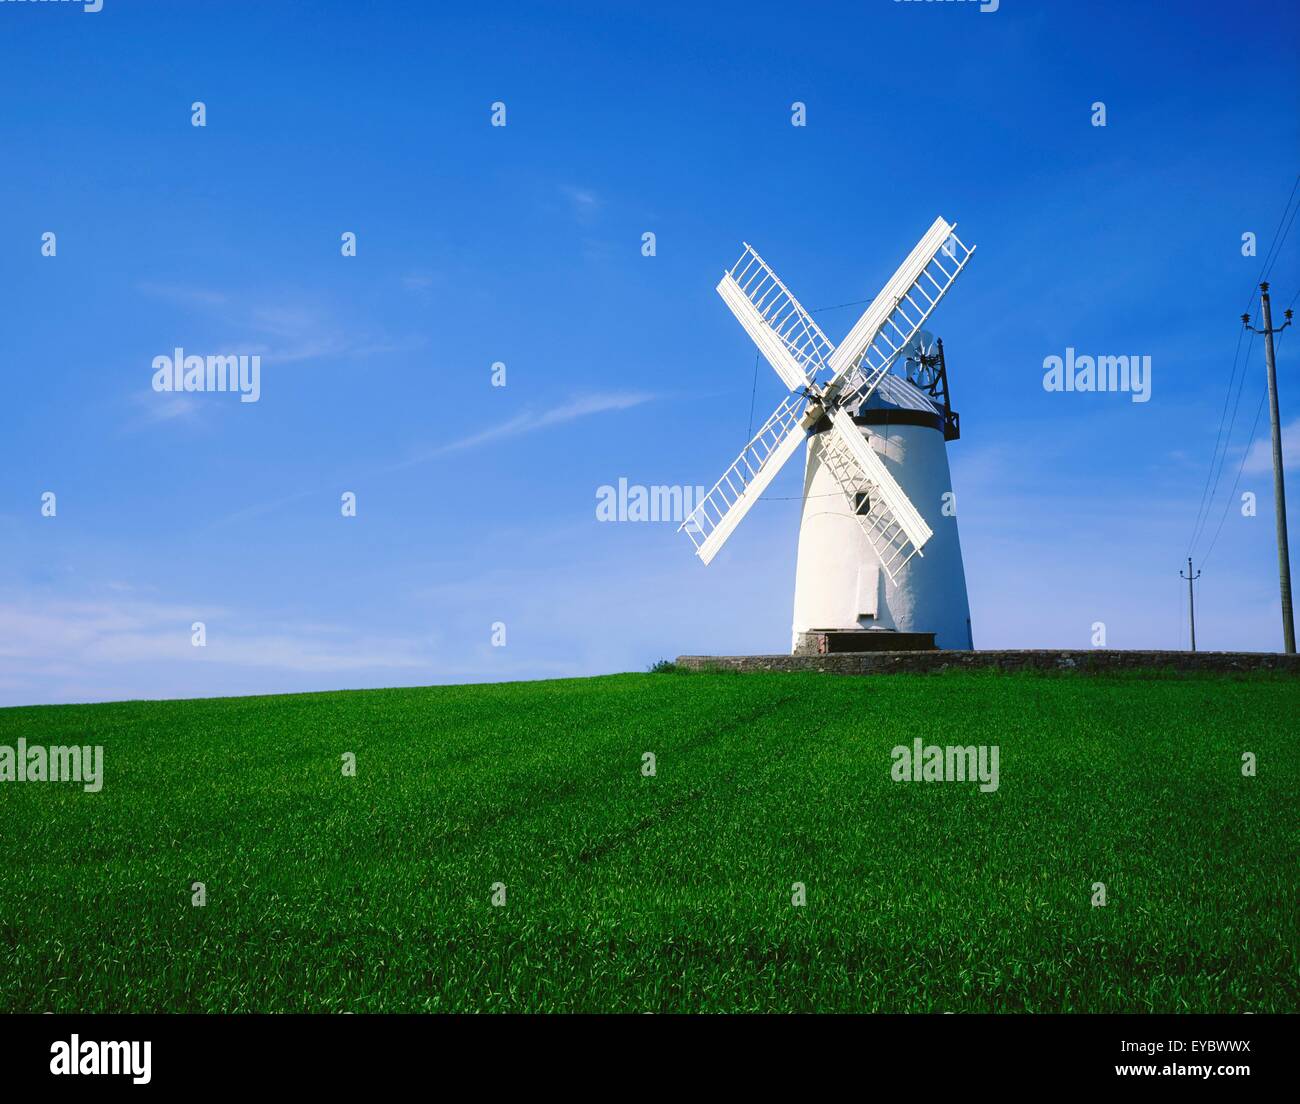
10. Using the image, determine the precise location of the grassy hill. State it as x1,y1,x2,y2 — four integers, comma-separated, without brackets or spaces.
0,669,1295,1013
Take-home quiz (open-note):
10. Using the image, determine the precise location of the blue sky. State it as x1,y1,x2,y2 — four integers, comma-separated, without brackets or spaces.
1,0,1297,705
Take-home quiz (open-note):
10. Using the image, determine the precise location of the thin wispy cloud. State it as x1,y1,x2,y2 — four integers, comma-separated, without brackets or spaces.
562,184,601,223
207,489,318,530
136,283,421,366
128,391,199,427
0,594,430,693
205,392,657,527
384,392,655,470
135,282,229,308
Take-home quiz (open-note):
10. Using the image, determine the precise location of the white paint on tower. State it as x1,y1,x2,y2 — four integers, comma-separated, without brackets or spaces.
791,375,972,650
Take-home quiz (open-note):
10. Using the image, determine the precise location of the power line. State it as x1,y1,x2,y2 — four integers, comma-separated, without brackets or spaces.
1188,175,1300,558
1201,389,1267,570
811,297,872,315
1201,321,1293,570
1189,176,1298,555
1193,329,1257,557
1190,175,1298,552
1261,186,1300,282
1188,324,1249,555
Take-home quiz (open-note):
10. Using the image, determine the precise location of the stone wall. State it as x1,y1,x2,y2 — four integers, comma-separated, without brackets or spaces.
674,650,1300,676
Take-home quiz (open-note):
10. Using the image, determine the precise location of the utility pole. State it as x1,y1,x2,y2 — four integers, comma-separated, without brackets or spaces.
1243,283,1295,654
1180,558,1202,651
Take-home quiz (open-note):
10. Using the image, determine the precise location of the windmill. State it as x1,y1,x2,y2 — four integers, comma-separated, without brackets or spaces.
679,216,976,653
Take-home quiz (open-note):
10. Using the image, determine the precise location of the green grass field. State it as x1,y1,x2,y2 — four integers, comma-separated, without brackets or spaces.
0,670,1295,1013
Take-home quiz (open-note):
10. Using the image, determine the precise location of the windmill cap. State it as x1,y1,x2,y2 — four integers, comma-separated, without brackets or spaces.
807,373,946,435
846,373,941,417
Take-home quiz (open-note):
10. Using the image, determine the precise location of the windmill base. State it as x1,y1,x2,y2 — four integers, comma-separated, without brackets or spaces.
793,630,937,656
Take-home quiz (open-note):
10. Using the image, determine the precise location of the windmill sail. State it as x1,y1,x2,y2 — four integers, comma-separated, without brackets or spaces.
822,409,934,581
680,395,808,564
827,218,974,410
716,244,836,392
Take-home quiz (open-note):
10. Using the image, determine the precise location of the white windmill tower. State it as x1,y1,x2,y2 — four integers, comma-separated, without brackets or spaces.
679,217,976,654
